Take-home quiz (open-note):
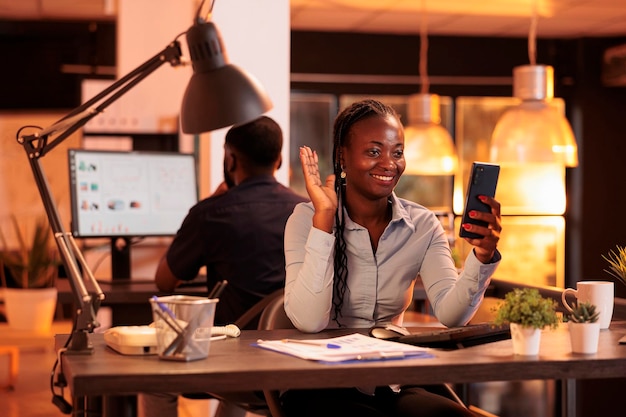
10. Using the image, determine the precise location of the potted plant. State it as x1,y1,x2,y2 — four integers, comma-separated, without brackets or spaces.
493,288,559,356
602,245,626,288
564,301,601,354
0,215,60,332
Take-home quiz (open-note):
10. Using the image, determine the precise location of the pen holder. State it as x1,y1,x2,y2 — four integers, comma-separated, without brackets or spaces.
149,295,218,361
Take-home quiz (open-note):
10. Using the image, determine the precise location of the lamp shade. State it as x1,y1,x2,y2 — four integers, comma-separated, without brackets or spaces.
490,65,578,167
403,94,458,175
180,21,273,134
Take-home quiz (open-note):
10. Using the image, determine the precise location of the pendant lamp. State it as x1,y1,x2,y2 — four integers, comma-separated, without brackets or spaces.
403,1,458,176
404,94,458,175
490,5,578,167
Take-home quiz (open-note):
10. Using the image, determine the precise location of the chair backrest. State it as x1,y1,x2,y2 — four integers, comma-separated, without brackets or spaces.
234,288,285,330
258,289,292,417
211,289,292,417
258,290,294,330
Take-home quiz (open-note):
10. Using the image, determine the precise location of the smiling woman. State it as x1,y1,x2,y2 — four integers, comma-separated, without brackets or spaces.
281,98,503,417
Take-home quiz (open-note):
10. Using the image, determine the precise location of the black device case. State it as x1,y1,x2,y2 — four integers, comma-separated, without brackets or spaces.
459,162,500,239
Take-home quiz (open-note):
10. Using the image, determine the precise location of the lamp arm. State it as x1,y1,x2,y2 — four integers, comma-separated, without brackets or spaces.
28,40,183,158
16,40,183,353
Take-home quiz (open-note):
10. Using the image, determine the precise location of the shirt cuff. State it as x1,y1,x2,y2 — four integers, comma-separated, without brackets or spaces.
473,248,501,264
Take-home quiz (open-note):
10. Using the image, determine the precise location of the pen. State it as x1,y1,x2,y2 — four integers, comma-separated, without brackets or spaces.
281,339,342,349
356,352,405,361
151,296,177,318
153,307,184,336
208,280,228,299
151,296,185,333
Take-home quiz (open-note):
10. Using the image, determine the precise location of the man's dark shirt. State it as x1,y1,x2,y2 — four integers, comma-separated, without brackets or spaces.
165,175,308,326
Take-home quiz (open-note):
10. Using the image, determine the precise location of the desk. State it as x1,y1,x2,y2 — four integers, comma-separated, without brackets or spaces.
58,323,626,417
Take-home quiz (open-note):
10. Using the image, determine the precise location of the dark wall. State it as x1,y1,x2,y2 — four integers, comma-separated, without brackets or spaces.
291,31,564,96
292,30,626,295
0,19,116,110
569,38,626,296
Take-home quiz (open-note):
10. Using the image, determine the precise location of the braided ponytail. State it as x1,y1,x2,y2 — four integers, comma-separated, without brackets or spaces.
329,99,400,326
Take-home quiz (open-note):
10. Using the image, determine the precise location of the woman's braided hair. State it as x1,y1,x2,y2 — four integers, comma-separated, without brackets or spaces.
330,99,401,326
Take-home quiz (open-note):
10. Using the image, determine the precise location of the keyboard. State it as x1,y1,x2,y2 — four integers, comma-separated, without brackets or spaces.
395,323,511,349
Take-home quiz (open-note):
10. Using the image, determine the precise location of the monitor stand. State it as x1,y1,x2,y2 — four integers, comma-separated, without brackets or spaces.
111,237,131,280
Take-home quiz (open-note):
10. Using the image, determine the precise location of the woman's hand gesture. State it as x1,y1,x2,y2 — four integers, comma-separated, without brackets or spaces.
299,146,337,233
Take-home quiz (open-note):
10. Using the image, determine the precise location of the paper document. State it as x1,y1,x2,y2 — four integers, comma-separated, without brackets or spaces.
255,333,433,362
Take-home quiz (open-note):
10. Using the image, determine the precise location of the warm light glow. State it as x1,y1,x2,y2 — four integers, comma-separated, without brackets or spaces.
496,163,566,215
490,65,578,167
454,162,566,215
403,94,458,176
296,0,558,18
490,100,578,166
454,215,565,287
404,124,458,175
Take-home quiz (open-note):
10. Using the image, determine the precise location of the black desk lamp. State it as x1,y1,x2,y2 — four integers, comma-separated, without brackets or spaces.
15,0,272,355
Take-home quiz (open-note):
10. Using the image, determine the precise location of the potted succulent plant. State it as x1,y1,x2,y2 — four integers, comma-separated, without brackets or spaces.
0,215,60,332
564,301,601,354
493,287,559,356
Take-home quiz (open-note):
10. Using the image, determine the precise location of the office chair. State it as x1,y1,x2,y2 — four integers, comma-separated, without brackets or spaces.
234,288,286,330
187,289,287,417
180,289,284,416
256,290,294,417
206,288,293,417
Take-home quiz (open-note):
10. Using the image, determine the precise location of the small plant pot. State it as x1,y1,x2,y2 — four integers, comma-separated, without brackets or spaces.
510,323,542,356
568,321,600,354
3,287,58,333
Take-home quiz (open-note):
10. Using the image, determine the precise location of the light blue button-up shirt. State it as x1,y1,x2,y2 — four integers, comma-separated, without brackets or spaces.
284,193,500,333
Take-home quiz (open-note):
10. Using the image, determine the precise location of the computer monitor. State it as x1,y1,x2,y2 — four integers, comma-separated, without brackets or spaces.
68,149,198,279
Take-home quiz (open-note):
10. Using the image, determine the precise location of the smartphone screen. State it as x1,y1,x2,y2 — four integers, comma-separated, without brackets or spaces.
459,162,500,239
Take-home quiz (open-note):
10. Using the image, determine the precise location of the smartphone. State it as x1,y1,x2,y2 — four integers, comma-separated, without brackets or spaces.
459,162,500,239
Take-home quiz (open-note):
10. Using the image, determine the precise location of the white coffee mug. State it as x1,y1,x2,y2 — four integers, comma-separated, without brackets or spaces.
562,281,614,329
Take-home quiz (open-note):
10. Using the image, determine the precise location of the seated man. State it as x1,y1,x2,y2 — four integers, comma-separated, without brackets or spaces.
141,115,307,417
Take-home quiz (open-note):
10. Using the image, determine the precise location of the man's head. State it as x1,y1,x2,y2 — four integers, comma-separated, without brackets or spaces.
223,116,283,187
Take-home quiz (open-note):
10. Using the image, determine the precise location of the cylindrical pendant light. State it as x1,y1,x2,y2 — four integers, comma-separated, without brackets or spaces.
490,0,578,168
403,1,458,176
490,65,578,167
404,93,458,175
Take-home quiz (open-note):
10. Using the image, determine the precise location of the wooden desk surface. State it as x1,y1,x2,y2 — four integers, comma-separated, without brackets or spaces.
59,323,626,398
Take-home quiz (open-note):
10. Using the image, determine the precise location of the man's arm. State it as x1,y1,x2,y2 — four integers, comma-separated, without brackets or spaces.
155,255,183,292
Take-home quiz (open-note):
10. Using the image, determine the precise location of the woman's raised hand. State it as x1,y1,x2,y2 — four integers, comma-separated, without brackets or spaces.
300,146,337,233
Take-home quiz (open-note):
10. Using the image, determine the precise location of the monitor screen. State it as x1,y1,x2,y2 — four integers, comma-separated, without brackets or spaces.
68,149,198,238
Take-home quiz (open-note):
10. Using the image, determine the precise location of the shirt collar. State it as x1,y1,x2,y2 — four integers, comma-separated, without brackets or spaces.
388,193,416,232
342,192,415,232
236,174,278,188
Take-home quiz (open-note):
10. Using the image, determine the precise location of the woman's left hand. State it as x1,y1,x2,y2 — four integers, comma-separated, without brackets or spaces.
461,195,501,264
